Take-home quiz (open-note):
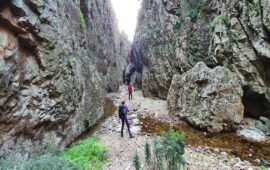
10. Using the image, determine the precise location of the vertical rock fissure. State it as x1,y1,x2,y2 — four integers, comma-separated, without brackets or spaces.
237,16,270,84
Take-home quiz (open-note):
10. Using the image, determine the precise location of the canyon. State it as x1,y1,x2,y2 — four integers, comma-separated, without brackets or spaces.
0,0,270,168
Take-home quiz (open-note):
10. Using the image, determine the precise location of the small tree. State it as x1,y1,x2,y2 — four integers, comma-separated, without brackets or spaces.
153,137,164,170
143,130,186,170
162,130,185,170
134,151,142,170
145,141,151,165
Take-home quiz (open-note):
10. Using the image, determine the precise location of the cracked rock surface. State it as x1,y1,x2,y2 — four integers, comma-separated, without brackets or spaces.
0,0,130,156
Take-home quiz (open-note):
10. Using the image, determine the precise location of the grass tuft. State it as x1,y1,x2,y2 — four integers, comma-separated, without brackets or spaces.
0,137,107,170
64,137,108,170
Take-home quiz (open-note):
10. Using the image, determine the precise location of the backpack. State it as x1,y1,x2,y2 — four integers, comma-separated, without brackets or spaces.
118,105,126,119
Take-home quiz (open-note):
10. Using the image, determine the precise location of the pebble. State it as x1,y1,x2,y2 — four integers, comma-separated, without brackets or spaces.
214,148,220,153
254,159,260,164
230,149,238,156
233,158,241,163
221,152,227,156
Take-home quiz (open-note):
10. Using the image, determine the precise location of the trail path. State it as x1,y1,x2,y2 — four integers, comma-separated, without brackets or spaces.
94,86,259,170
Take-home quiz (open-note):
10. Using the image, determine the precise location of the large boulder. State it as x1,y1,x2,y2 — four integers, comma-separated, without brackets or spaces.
167,62,244,132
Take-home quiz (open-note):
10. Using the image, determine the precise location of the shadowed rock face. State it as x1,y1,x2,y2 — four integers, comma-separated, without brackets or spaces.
0,0,130,156
130,0,270,129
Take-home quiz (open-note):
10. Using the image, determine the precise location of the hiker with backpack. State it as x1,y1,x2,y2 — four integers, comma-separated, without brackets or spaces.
128,84,133,100
118,101,134,138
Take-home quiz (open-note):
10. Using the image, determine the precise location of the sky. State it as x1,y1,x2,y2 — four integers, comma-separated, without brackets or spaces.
111,0,142,41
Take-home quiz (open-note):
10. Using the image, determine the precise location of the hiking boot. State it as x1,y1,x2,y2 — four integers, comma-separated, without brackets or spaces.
130,135,134,138
121,133,124,137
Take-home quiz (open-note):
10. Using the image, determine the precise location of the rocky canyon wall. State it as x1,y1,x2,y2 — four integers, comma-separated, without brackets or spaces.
0,0,129,156
131,0,270,132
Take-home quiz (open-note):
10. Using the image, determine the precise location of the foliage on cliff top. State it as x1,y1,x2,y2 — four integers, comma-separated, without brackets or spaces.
76,0,86,28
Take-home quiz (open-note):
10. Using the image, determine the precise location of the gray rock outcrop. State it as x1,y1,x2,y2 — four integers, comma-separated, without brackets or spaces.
256,117,270,136
130,0,270,129
167,62,244,132
0,0,130,156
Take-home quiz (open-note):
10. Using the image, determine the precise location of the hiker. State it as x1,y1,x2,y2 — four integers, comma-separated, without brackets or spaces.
118,101,134,138
128,84,133,100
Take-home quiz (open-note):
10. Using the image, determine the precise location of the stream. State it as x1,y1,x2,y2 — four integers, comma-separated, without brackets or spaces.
139,116,270,165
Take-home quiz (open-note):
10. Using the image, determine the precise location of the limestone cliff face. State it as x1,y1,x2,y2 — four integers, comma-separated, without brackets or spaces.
131,0,270,131
0,0,129,156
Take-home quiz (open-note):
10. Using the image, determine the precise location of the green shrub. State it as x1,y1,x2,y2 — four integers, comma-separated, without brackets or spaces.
68,57,76,68
145,141,151,164
133,151,142,170
76,0,86,28
0,138,107,170
0,152,24,170
188,9,199,22
79,9,86,28
210,18,219,32
210,15,238,43
260,165,268,170
253,0,261,15
162,130,185,170
24,154,77,170
210,15,231,32
220,15,231,28
153,137,165,170
64,137,108,170
0,153,77,170
181,64,191,72
148,27,161,39
173,21,181,31
141,130,185,170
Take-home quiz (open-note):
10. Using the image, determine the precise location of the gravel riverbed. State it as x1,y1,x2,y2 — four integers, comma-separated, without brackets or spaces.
93,86,263,170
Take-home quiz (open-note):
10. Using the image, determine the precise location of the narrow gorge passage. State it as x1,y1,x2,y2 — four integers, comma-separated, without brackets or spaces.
1,0,270,169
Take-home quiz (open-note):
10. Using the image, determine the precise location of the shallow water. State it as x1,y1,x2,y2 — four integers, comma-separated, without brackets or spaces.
139,116,270,165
